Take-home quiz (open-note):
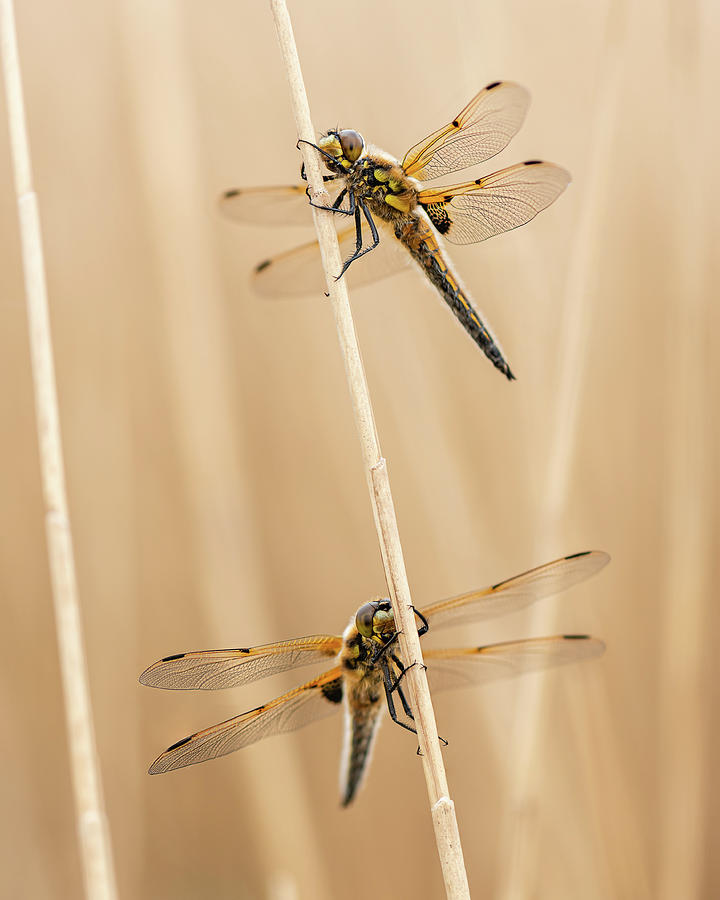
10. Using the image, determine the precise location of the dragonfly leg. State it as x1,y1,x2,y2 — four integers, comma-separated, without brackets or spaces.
389,654,449,750
297,138,339,166
393,677,415,722
370,629,401,666
381,657,417,736
388,655,426,696
306,186,355,217
412,607,429,637
300,160,338,183
335,200,380,280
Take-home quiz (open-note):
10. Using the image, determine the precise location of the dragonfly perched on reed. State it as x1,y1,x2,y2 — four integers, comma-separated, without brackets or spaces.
221,81,570,380
141,550,607,805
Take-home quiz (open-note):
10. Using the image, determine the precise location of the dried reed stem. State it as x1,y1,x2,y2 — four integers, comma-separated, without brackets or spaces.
268,2,469,896
0,3,118,898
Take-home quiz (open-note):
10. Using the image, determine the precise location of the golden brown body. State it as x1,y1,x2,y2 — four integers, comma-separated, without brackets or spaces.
316,133,520,377
222,81,571,379
338,610,392,806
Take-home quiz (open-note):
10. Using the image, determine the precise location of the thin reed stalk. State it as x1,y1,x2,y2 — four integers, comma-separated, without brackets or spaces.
268,2,470,896
0,3,118,898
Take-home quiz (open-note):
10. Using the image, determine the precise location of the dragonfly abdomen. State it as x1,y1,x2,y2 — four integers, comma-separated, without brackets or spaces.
340,680,384,806
396,217,515,380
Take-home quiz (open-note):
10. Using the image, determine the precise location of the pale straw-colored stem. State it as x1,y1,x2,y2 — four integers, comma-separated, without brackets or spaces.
268,2,469,896
0,3,118,898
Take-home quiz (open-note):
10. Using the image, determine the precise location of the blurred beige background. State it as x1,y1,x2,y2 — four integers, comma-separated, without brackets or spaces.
1,0,718,898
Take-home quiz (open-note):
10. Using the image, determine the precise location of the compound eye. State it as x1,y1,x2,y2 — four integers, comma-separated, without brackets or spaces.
339,129,364,163
356,602,379,638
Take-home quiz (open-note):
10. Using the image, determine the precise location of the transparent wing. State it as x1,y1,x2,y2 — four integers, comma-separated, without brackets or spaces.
420,551,609,632
417,161,570,246
148,667,344,774
139,635,342,691
219,183,340,226
402,81,530,181
252,218,410,297
425,635,605,692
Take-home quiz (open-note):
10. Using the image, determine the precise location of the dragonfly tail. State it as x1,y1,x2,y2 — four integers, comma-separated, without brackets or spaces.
398,218,515,380
340,704,383,806
442,285,515,380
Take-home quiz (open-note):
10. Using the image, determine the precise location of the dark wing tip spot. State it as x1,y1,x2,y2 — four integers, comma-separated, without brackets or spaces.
565,550,592,560
451,120,460,128
255,259,271,273
166,735,192,752
161,653,185,662
562,634,591,640
474,178,483,185
237,648,251,654
223,188,240,198
486,81,502,90
524,159,543,166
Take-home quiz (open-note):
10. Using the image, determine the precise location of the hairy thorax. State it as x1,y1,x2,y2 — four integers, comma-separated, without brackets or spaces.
339,619,386,707
345,147,420,225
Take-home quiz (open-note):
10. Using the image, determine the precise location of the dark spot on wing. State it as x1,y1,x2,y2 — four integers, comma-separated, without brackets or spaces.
223,189,240,198
166,735,192,752
562,634,590,640
524,160,543,166
451,120,459,128
565,550,591,560
475,178,483,185
255,259,271,273
161,653,185,662
444,195,453,203
321,677,343,704
424,201,452,235
486,81,502,90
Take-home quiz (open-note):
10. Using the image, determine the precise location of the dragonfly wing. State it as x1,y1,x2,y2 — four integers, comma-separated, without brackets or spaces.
417,161,571,246
148,667,344,774
252,218,410,297
140,635,342,690
425,635,605,692
420,551,609,632
402,81,530,181
219,183,342,226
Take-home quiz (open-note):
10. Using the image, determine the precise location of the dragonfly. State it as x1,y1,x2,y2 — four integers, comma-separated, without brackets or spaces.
141,550,607,806
220,81,570,380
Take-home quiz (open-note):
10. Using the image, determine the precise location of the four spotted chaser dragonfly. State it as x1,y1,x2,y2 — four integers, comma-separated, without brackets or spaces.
220,81,570,380
141,550,607,805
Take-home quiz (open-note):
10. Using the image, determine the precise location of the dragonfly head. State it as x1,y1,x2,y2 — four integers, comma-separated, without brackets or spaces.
318,129,365,170
355,599,395,642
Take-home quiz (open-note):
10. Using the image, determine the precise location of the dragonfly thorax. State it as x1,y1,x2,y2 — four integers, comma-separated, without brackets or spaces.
355,599,396,642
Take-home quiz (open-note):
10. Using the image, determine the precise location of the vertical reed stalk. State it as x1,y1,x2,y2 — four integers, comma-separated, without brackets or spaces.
0,3,118,898
268,2,470,896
